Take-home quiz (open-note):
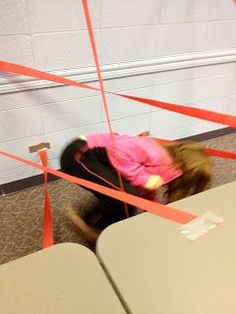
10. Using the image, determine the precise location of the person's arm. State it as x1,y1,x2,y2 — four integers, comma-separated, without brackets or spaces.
108,150,164,190
87,133,164,190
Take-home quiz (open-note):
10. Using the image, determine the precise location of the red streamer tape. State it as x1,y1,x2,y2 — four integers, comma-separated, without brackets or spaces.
0,149,197,225
0,60,236,129
81,0,129,218
118,93,236,129
38,149,54,248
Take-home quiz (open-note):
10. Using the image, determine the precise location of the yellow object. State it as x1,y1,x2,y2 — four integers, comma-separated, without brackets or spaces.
144,175,164,190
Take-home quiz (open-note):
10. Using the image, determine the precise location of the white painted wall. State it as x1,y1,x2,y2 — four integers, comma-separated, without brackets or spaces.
0,0,236,184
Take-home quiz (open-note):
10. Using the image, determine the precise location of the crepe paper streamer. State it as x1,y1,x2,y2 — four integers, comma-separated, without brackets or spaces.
0,60,236,129
38,149,54,248
0,148,197,225
81,0,129,217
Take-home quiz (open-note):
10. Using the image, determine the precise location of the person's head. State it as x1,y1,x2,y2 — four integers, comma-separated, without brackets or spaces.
163,142,213,203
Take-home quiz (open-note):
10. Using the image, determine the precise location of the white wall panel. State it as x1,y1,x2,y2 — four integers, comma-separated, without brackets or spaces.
0,91,39,111
102,87,152,121
153,74,234,105
37,84,99,105
32,30,100,71
206,21,236,51
28,0,100,33
0,35,34,67
209,0,236,20
1,166,42,185
157,23,208,56
0,136,43,172
0,107,44,142
160,0,210,23
101,0,160,27
228,96,236,115
154,63,235,86
101,114,150,135
101,26,158,64
0,0,29,35
41,97,102,133
104,74,153,92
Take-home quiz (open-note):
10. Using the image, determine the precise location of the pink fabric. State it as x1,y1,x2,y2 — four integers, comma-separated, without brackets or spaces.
86,133,182,188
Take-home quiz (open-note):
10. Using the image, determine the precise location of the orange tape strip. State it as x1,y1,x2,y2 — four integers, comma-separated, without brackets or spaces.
1,60,235,160
38,149,54,248
81,0,129,218
118,93,236,128
0,60,236,129
0,149,197,225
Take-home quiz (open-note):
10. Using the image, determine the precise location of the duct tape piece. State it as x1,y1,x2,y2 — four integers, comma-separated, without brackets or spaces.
29,142,50,153
179,211,223,240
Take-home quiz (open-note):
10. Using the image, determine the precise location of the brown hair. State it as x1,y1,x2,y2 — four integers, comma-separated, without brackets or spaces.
163,142,213,203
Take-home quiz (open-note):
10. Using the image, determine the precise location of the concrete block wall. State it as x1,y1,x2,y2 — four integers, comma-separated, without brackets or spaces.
0,0,236,184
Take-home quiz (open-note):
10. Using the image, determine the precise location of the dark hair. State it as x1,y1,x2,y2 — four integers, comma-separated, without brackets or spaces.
60,138,86,175
163,142,213,203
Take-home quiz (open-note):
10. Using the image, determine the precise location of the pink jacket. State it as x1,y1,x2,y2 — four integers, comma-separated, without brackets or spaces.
86,133,182,188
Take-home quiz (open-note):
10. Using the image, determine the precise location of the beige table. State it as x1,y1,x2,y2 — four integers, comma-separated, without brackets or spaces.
97,181,236,314
0,243,127,314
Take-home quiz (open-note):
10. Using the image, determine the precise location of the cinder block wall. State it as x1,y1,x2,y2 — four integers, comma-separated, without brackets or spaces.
0,0,236,184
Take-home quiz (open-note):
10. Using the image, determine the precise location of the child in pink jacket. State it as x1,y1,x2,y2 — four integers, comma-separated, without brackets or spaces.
60,133,212,238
